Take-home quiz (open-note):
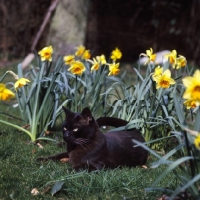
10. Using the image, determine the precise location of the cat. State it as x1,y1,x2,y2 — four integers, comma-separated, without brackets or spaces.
37,107,148,171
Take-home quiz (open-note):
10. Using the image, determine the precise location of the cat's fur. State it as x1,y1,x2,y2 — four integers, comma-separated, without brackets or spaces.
37,107,148,171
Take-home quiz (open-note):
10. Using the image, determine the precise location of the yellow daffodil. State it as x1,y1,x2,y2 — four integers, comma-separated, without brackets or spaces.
14,78,30,90
165,50,177,65
182,70,200,102
165,50,186,69
140,48,156,65
183,99,199,109
153,69,176,89
82,50,91,60
87,58,101,72
63,55,75,65
175,55,187,69
152,66,163,81
107,63,120,76
110,48,122,61
194,134,200,149
68,61,86,75
38,46,53,62
0,83,15,101
75,45,85,57
96,54,107,65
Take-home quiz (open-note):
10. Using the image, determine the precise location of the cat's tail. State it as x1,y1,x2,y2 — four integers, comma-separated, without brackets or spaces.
96,117,128,128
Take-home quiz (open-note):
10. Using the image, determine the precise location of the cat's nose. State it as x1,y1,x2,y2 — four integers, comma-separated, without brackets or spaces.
63,132,70,141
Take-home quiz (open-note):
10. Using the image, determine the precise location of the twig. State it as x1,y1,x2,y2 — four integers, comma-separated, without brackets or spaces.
31,0,60,51
22,0,60,69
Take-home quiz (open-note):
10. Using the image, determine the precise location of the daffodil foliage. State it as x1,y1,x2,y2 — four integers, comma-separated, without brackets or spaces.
0,45,123,142
106,48,200,199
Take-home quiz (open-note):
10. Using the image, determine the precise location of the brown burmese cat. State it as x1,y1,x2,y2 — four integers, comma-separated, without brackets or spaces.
38,107,148,171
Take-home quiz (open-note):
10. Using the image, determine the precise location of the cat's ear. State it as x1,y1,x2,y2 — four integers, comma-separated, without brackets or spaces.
82,107,92,124
62,106,74,118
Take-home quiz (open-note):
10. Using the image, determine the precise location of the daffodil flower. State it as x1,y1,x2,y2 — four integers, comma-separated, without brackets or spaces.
175,55,187,69
14,78,30,90
140,48,156,65
38,46,53,62
153,69,176,89
152,66,163,81
63,55,75,65
183,99,199,109
87,58,101,72
96,55,107,65
182,70,200,102
0,83,15,101
107,63,120,76
110,48,122,61
165,50,177,66
75,45,85,57
82,50,91,60
194,134,200,149
68,61,86,75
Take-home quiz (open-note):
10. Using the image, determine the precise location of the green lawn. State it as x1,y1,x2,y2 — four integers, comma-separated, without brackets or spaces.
0,101,178,200
0,131,175,200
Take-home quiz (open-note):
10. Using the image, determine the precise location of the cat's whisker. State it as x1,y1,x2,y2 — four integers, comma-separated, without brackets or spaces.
75,138,95,151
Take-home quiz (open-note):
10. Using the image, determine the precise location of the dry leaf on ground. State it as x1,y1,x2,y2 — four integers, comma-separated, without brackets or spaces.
31,188,39,195
36,142,44,149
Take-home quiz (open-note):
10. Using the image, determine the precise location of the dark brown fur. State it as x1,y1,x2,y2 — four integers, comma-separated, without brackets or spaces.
37,107,148,171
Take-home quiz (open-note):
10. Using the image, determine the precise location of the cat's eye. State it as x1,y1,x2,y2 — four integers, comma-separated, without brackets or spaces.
73,128,78,132
63,127,67,131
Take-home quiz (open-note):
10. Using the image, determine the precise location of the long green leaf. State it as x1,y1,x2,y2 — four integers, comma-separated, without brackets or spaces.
151,156,193,187
170,173,200,199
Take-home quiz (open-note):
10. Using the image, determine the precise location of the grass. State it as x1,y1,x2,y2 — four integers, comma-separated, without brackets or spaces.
0,101,179,200
0,132,176,200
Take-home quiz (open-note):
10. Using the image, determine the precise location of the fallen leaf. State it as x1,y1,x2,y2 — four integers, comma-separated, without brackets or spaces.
32,149,36,154
41,186,51,194
22,124,30,129
147,156,152,161
31,188,39,196
60,158,69,163
141,165,148,169
36,142,43,149
44,131,53,135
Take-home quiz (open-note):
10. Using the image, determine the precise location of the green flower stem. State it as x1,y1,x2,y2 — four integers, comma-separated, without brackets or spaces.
0,72,8,83
183,130,195,178
75,75,78,112
149,80,157,118
35,73,59,124
146,80,157,142
0,119,34,141
31,62,45,141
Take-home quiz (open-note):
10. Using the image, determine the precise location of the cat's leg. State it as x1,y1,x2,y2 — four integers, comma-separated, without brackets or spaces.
37,152,69,162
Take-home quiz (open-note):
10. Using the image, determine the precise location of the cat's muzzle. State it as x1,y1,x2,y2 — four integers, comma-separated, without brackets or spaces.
63,131,70,142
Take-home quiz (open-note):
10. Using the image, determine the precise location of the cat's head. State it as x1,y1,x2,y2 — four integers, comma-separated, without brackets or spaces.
62,107,97,144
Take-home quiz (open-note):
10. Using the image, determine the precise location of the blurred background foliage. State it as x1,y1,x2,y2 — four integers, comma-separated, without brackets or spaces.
0,0,200,66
